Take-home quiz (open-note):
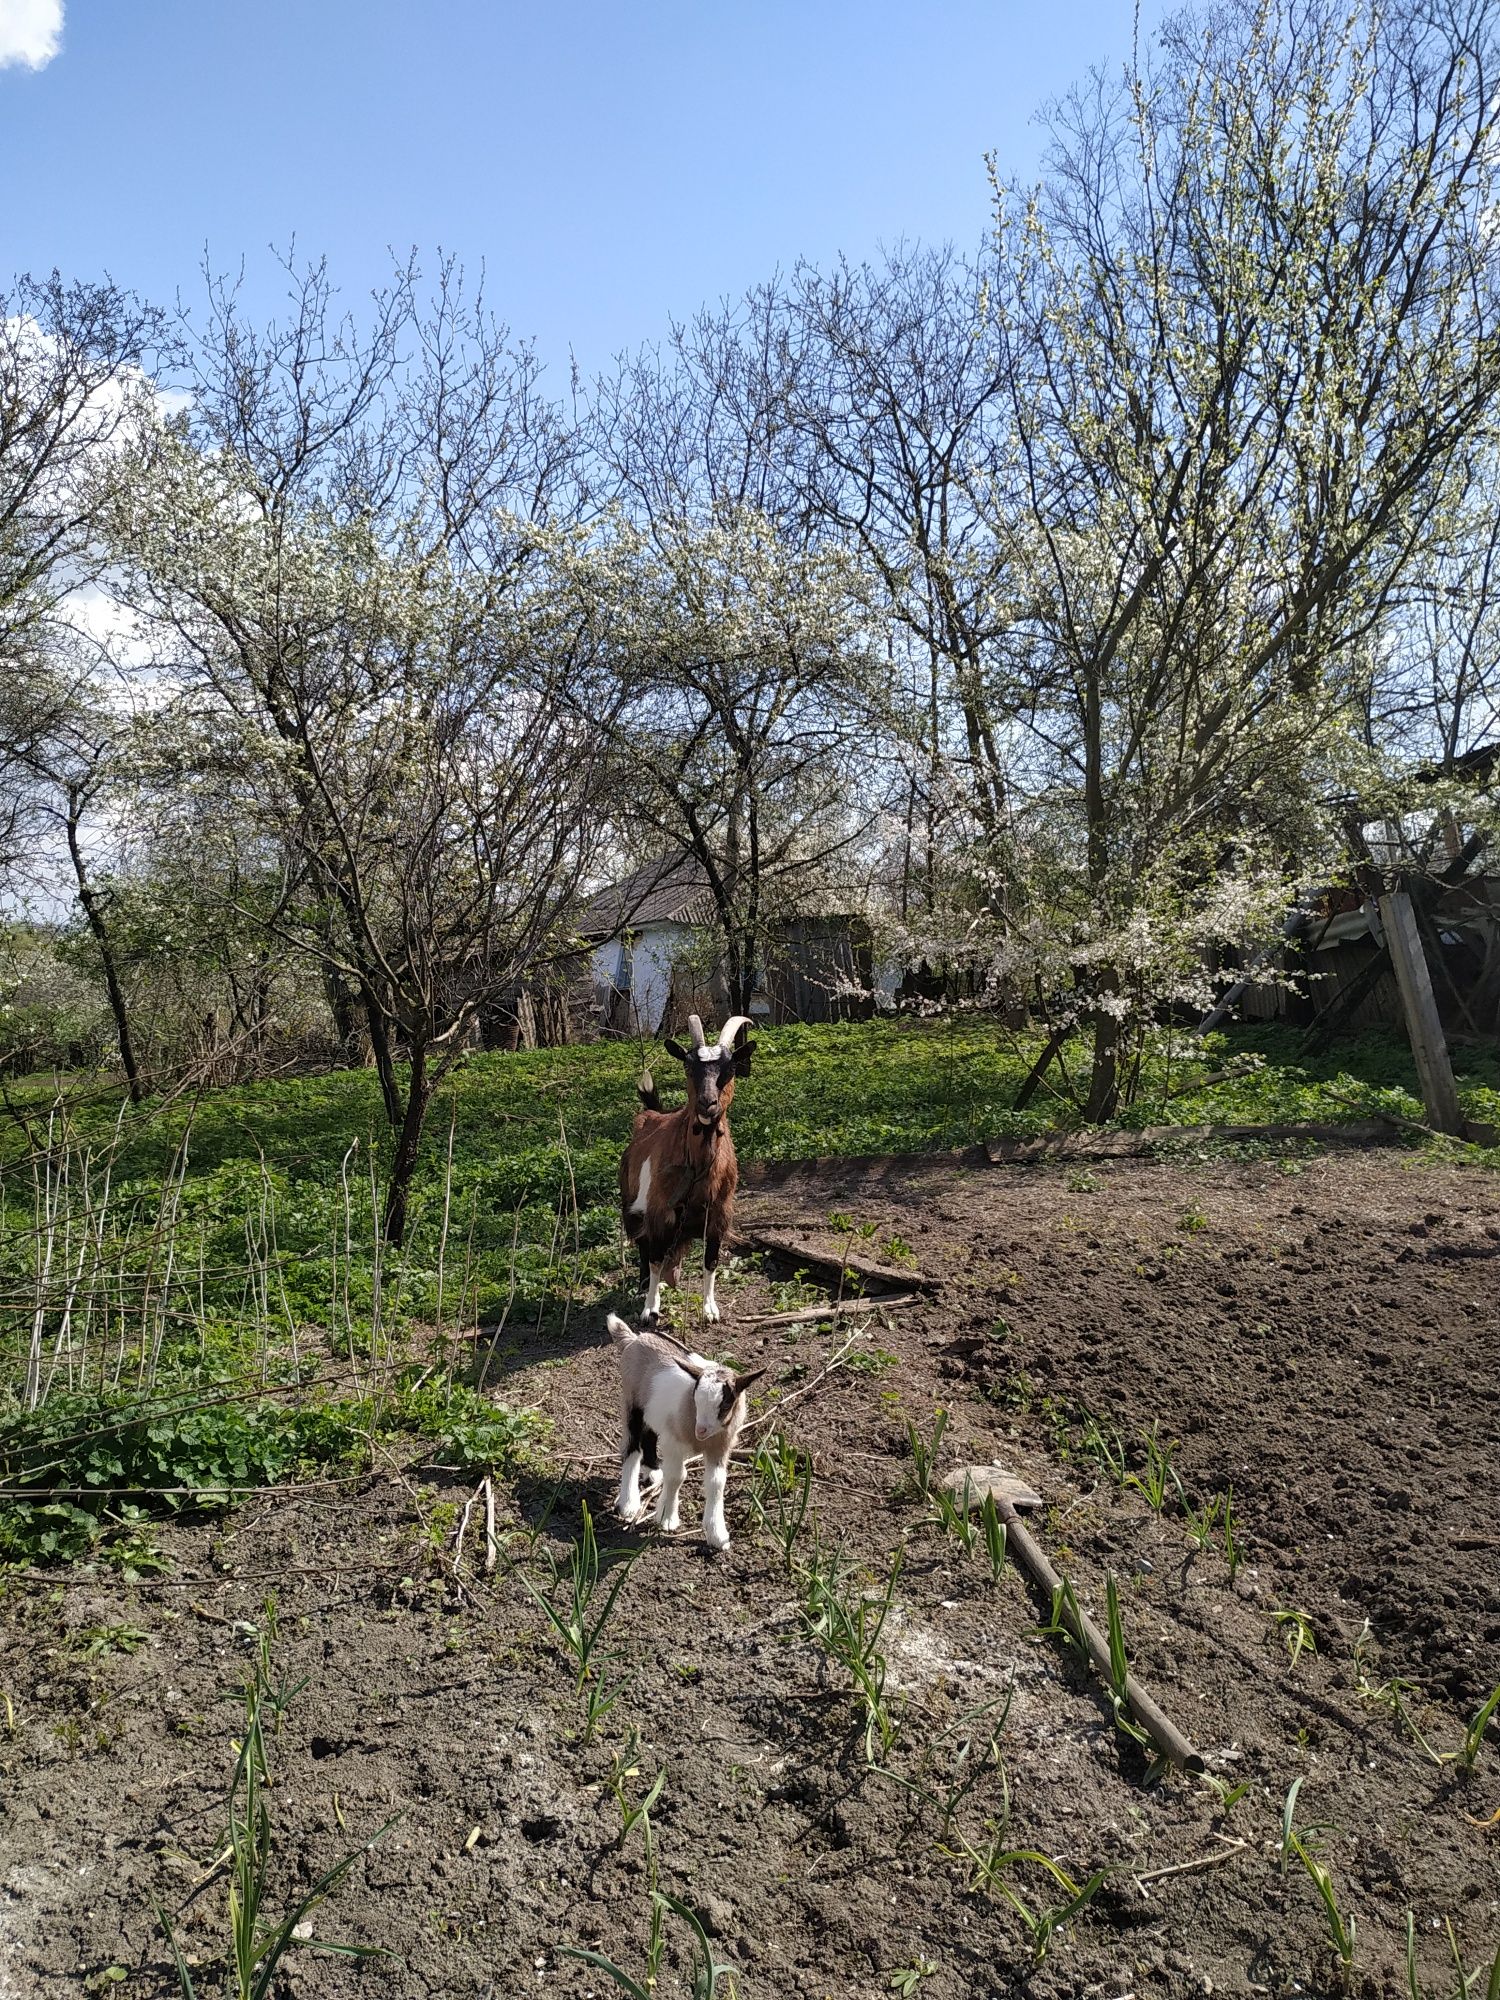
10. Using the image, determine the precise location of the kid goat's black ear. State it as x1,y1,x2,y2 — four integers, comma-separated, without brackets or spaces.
663,1038,690,1064
733,1038,757,1076
734,1366,768,1397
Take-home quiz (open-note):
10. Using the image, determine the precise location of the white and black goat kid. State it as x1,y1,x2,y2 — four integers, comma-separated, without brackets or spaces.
618,1012,755,1325
605,1311,765,1550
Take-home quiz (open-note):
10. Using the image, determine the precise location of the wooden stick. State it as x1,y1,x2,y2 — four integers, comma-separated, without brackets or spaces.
740,1293,923,1328
1133,1838,1245,1892
453,1485,478,1576
482,1476,497,1574
741,1327,864,1434
995,1498,1204,1773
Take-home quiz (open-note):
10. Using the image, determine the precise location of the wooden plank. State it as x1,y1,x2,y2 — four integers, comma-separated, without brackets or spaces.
1378,890,1465,1136
984,1118,1399,1164
735,1227,941,1293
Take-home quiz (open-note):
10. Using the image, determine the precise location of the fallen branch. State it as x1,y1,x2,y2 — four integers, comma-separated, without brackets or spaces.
739,1293,923,1329
1133,1837,1246,1893
738,1227,940,1294
742,1326,867,1434
482,1476,497,1574
1318,1084,1491,1146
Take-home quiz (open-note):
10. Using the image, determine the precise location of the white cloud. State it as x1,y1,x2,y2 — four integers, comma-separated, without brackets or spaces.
0,0,63,71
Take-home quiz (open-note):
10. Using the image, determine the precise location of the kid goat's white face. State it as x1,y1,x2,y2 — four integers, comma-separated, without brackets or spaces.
693,1370,735,1442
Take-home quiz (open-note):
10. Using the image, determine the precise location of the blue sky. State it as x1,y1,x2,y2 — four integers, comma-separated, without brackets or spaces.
3,0,1157,382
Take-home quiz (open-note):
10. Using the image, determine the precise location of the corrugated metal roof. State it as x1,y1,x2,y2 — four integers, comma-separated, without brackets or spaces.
578,857,717,938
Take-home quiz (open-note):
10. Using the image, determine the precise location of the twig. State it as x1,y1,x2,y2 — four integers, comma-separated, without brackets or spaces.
742,1327,866,1434
1133,1838,1246,1893
740,1294,922,1328
482,1475,497,1574
453,1484,479,1576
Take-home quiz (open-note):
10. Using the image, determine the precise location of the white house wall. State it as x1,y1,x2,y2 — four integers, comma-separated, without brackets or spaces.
591,924,691,1036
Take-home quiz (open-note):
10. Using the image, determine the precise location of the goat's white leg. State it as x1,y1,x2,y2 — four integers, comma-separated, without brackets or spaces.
701,1266,721,1323
617,1446,645,1522
701,1457,730,1551
643,1262,664,1321
654,1446,688,1532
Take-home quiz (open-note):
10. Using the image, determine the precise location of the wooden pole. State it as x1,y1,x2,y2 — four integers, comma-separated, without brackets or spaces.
1378,890,1465,1136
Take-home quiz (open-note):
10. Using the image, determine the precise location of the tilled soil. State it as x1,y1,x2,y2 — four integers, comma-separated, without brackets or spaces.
1,1145,1497,1999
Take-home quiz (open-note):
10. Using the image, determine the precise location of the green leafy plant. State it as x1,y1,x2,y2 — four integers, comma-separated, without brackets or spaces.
1404,1909,1500,2000
800,1536,904,1762
889,1960,938,1994
942,1829,1108,1965
1453,1681,1500,1775
1124,1422,1182,1513
1280,1783,1355,1989
979,1491,1008,1581
605,1728,664,1861
873,1688,1011,1840
1102,1575,1150,1749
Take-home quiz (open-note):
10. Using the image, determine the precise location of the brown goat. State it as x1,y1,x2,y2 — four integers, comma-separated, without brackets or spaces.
619,1012,756,1323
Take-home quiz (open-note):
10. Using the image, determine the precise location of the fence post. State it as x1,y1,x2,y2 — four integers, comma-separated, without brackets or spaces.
1377,889,1465,1136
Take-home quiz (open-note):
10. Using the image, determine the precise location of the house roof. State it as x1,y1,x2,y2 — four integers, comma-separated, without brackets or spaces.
578,857,718,939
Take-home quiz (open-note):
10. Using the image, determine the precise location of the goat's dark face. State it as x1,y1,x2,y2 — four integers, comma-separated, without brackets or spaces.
663,1013,757,1133
664,1042,738,1130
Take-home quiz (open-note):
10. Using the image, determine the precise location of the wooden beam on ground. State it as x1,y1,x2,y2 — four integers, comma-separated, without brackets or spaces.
736,1227,941,1293
1378,889,1465,1136
984,1118,1400,1164
943,1465,1204,1773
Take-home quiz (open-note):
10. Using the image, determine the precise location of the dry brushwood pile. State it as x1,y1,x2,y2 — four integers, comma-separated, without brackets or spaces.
0,1147,1498,1999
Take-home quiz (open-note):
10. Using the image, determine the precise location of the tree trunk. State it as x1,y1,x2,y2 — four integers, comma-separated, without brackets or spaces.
383,1042,430,1247
65,800,144,1104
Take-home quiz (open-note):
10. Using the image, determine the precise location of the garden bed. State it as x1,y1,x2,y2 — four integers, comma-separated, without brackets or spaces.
0,1146,1497,1998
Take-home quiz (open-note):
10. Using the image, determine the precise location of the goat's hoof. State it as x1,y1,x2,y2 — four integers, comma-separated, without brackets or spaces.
701,1298,721,1323
657,1512,681,1533
703,1528,730,1553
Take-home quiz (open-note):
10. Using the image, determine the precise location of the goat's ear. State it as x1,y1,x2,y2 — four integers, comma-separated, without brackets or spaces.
734,1366,768,1399
733,1038,757,1076
663,1038,690,1065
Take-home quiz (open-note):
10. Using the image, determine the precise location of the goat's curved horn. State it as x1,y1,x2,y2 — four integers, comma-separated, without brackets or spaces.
686,1013,707,1050
717,1014,753,1050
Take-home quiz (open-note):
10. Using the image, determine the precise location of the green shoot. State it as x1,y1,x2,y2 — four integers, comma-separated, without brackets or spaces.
156,1641,396,2000
800,1537,904,1762
1103,1574,1150,1748
606,1728,664,1861
516,1501,641,1737
930,1477,978,1553
979,1491,1008,1580
561,1892,735,2000
889,1960,938,1994
1124,1421,1182,1513
1200,1772,1252,1817
1454,1681,1500,1775
746,1432,812,1570
904,1407,949,1500
1273,1607,1317,1667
